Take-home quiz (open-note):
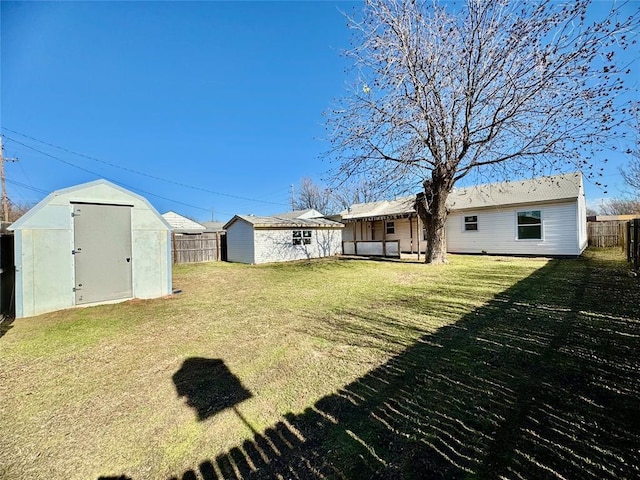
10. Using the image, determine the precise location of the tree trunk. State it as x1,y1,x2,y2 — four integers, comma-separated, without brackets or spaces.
415,177,450,265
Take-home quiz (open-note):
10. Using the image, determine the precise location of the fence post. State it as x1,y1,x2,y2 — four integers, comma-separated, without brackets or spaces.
171,232,177,264
634,220,639,271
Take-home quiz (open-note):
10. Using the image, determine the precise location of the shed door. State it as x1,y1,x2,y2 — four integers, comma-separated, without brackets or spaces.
73,203,133,305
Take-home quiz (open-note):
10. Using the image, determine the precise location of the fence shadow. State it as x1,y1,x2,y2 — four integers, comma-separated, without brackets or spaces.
102,255,640,479
167,256,639,480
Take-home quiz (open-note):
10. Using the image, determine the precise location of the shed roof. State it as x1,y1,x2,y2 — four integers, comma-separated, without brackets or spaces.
340,172,583,220
162,211,206,234
10,179,171,231
224,214,344,230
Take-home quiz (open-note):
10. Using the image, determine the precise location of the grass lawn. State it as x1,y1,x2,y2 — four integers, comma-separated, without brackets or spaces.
1,249,638,479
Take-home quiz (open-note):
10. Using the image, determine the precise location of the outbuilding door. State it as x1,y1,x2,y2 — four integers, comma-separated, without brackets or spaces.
73,203,133,305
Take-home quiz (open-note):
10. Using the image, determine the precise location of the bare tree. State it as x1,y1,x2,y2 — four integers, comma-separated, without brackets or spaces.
599,198,640,215
621,103,640,195
327,0,638,263
294,177,332,214
7,200,33,222
331,176,380,211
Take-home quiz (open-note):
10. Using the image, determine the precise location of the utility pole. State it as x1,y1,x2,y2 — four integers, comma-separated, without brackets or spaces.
0,136,18,223
290,184,295,211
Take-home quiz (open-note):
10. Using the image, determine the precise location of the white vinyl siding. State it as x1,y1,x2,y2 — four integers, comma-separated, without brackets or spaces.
446,200,581,256
225,219,255,264
253,228,342,264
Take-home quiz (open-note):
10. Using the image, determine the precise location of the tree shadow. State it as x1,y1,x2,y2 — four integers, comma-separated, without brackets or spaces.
103,254,640,479
172,358,252,421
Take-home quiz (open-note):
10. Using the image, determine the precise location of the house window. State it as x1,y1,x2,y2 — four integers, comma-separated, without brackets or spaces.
464,215,478,231
292,230,302,245
303,230,312,245
517,210,542,239
386,221,395,234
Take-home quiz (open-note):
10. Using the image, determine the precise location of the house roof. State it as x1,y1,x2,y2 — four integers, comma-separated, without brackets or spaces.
10,179,171,231
201,221,226,232
340,172,583,221
224,214,344,230
270,208,325,219
162,211,206,233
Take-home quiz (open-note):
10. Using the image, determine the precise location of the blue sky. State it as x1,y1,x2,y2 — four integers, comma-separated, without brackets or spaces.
1,1,638,222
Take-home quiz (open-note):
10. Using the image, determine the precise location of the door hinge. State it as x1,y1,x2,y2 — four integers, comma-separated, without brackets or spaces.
72,248,82,254
71,212,80,217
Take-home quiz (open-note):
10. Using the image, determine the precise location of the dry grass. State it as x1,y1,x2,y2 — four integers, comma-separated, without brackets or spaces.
1,250,637,479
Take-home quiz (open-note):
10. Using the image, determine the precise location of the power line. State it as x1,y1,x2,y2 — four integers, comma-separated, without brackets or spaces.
5,178,49,195
1,139,230,213
1,128,288,206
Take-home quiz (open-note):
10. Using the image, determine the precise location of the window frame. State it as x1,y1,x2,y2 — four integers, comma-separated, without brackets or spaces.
293,230,312,245
386,221,395,235
516,210,542,240
464,215,478,232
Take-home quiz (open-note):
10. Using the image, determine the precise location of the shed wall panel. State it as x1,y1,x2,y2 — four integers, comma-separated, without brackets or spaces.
226,220,255,264
18,229,74,318
445,201,580,255
132,230,171,298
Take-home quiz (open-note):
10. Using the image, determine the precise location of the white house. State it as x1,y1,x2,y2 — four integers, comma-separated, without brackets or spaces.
9,180,172,318
340,172,588,257
162,211,207,234
224,214,344,264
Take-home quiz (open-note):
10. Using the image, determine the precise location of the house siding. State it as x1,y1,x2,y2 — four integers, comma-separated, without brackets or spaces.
576,178,588,252
253,228,342,264
446,200,581,256
226,219,255,264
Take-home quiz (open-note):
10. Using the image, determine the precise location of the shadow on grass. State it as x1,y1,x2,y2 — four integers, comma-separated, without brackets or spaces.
172,358,253,422
106,254,640,479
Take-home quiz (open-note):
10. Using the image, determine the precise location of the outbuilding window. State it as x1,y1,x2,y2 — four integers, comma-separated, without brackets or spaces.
303,230,312,245
464,215,478,231
386,221,395,234
293,230,312,245
517,210,542,239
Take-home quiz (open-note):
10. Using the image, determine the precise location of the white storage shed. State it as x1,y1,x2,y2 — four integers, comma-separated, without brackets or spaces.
9,179,172,318
224,215,344,264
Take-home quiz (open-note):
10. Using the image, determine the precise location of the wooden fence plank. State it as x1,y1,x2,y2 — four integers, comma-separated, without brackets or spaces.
587,221,625,247
172,233,221,263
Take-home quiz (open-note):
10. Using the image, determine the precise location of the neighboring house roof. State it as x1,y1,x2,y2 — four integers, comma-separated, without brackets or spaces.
340,172,583,221
270,208,325,219
201,221,226,232
162,211,206,234
224,214,344,230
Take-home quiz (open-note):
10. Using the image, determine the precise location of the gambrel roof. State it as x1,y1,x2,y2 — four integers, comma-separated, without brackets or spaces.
340,172,583,221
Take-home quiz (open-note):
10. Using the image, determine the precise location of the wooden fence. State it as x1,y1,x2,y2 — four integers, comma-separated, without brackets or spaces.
626,219,639,272
171,232,226,264
587,221,626,247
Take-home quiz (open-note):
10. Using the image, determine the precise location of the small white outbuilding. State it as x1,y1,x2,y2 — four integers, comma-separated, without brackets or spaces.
224,214,344,264
9,179,172,318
